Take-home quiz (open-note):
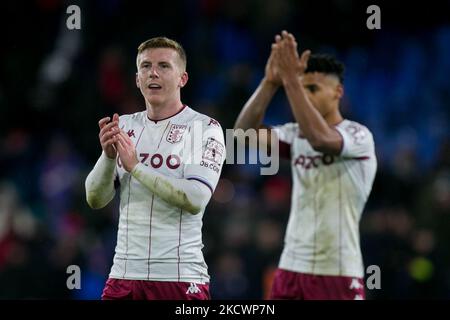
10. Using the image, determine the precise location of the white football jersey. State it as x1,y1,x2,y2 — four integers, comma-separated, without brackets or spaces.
273,120,377,277
109,105,225,283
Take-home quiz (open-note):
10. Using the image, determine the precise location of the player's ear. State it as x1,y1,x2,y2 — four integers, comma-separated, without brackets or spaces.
136,73,140,89
335,83,344,100
179,71,188,88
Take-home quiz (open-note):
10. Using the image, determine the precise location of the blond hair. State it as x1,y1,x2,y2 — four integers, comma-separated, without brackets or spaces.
137,36,187,70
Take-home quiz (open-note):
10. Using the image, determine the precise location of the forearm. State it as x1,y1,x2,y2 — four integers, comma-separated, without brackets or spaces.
85,152,116,209
131,163,211,215
234,78,278,130
283,76,333,146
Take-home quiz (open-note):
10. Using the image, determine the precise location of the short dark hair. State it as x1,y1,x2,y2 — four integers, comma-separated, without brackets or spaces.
305,54,345,83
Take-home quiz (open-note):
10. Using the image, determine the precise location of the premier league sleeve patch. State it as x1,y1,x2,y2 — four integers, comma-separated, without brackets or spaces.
202,137,224,165
345,124,367,145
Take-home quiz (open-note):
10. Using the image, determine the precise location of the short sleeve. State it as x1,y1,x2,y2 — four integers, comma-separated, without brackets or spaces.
272,122,298,144
335,122,374,159
183,118,225,194
271,122,298,159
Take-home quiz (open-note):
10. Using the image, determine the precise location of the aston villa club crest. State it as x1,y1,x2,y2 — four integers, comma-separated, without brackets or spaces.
166,124,187,143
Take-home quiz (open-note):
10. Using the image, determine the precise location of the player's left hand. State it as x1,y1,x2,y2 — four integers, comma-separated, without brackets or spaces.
273,30,311,81
115,130,139,172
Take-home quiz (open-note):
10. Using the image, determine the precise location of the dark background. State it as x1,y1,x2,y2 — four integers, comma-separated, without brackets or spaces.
0,0,449,299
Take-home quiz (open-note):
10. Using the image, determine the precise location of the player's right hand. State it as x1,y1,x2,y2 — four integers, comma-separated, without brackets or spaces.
264,35,282,86
273,31,311,80
98,113,119,159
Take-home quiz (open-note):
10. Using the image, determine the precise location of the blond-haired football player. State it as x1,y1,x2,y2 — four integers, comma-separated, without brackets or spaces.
85,37,225,300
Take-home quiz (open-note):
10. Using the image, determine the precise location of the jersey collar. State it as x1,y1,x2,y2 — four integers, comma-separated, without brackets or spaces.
146,104,187,124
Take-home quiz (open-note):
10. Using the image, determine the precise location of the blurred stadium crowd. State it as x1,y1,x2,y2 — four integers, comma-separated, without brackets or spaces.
0,0,449,299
